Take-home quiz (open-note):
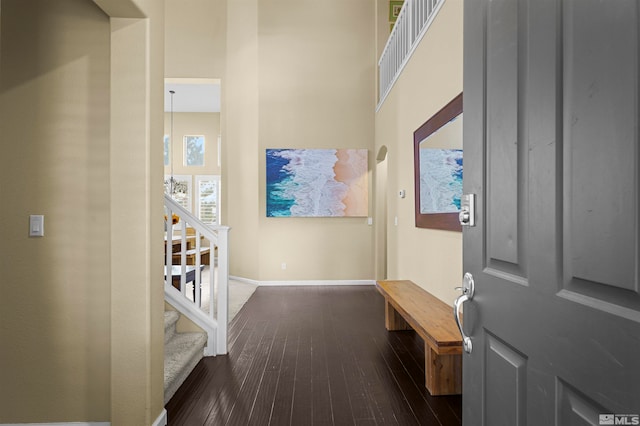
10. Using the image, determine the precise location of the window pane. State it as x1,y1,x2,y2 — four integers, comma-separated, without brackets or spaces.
198,180,217,225
195,175,220,226
184,135,205,166
164,135,170,166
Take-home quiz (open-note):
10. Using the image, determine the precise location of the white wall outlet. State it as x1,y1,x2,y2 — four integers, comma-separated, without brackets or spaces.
29,215,44,237
398,189,406,198
367,217,373,225
281,262,287,270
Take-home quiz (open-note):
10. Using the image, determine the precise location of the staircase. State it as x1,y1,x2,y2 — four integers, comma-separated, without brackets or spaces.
163,194,230,404
164,310,207,404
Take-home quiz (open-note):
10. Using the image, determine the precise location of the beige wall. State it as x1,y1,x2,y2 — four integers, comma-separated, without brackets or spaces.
0,2,460,423
109,1,166,423
0,0,111,422
165,0,462,288
225,0,261,279
376,0,393,62
166,0,377,282
225,0,377,282
0,0,165,423
164,0,226,237
375,0,464,304
164,112,221,212
165,0,226,79
164,112,221,177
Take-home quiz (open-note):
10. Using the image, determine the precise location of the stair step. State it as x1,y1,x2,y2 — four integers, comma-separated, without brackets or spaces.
164,310,180,344
164,329,207,404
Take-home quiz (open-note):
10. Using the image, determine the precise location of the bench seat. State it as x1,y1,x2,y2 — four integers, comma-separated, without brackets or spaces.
376,280,462,396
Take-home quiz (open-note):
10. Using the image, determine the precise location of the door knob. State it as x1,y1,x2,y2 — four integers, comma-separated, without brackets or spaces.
459,209,471,225
454,272,474,353
458,194,476,227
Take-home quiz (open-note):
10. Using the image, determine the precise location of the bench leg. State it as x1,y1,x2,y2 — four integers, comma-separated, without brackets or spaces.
385,301,412,331
425,344,462,396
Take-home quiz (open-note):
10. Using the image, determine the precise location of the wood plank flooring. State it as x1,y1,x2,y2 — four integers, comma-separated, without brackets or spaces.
165,285,462,425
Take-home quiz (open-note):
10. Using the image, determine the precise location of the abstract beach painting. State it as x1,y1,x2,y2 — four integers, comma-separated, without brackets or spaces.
419,148,463,214
266,148,368,217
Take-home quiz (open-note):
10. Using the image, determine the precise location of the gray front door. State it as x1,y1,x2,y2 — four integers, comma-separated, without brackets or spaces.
462,0,640,424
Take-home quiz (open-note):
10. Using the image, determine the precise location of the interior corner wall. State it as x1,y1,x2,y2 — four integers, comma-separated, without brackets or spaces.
254,0,377,281
0,0,111,422
375,0,463,304
109,1,166,422
226,0,260,279
168,0,376,282
148,1,167,420
376,0,392,63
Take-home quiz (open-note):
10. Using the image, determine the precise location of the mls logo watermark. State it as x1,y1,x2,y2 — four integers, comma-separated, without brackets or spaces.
600,414,640,425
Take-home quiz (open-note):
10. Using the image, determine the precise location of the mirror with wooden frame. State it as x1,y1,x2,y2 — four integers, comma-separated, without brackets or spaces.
413,93,463,231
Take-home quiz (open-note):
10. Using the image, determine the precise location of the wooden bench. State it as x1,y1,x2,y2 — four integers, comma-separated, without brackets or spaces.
376,280,462,396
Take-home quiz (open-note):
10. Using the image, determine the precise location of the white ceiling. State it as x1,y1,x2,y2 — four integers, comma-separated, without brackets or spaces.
164,78,221,113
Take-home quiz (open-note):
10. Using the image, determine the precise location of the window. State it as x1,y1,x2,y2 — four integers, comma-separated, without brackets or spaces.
184,135,205,166
164,135,170,166
195,175,220,225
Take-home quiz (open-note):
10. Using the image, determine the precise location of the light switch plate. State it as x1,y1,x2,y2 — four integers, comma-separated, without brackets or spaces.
29,215,44,237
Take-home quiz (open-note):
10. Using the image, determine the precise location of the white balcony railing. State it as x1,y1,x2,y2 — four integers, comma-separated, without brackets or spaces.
378,0,446,110
164,194,230,356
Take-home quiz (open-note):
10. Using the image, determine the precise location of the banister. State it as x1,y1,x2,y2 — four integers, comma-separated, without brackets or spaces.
164,194,229,243
377,0,446,111
164,193,231,356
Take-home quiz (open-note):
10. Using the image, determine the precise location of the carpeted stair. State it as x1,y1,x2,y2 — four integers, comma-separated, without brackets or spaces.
164,310,207,404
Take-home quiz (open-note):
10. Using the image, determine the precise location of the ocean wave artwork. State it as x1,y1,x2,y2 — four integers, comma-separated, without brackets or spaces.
266,148,368,217
419,148,463,214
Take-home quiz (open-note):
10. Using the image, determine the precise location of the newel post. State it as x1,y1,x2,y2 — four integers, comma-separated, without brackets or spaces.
216,226,230,354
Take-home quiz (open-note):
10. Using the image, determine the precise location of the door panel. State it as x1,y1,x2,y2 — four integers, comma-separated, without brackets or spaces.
556,380,608,425
463,0,640,424
563,0,639,293
485,333,527,426
486,0,523,270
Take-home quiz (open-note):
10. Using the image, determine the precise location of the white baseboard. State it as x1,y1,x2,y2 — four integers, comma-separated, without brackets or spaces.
152,409,167,426
0,409,165,426
230,276,375,287
229,276,260,285
0,423,110,426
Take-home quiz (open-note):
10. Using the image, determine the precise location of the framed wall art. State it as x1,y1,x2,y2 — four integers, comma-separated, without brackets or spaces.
389,1,404,22
414,93,463,231
266,148,368,218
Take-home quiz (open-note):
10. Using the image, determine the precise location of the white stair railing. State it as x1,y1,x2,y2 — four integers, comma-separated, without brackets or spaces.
378,0,446,110
164,194,230,356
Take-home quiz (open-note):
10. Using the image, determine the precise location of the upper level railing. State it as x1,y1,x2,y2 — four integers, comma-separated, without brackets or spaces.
377,0,446,110
164,194,230,356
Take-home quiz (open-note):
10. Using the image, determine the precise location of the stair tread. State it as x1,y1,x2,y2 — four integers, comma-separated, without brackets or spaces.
164,311,180,330
164,331,207,404
165,331,207,366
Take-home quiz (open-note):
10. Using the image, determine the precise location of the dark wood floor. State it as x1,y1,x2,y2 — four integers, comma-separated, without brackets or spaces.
166,285,462,425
